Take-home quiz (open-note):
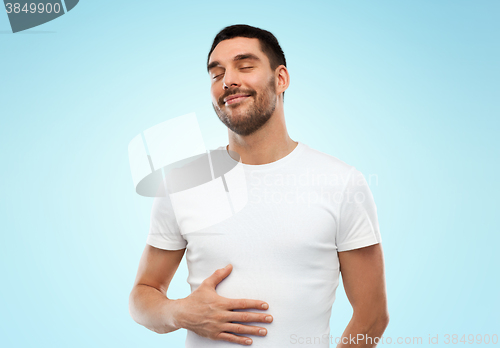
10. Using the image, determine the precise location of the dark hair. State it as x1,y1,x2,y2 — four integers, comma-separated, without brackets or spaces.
207,24,287,101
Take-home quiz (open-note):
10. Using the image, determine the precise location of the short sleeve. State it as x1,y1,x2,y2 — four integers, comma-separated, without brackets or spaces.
336,168,382,252
147,193,187,250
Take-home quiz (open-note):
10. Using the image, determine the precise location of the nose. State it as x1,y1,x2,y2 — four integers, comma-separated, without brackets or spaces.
222,69,240,90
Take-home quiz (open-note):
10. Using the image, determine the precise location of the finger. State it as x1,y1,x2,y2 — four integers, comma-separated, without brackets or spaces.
216,332,253,346
203,264,233,288
227,311,273,324
226,298,269,311
223,323,268,337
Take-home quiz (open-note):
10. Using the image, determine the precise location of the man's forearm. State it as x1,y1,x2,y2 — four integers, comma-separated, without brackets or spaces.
336,314,389,348
129,284,183,334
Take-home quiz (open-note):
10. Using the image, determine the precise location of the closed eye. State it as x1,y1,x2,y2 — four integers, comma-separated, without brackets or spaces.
213,67,253,80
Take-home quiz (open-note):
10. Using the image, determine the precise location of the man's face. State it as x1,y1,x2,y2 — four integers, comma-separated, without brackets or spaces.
208,37,278,136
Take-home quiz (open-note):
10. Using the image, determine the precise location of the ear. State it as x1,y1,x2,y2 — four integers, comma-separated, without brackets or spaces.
275,65,290,97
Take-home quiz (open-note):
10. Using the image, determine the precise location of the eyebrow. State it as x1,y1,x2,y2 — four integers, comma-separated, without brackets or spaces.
207,53,261,73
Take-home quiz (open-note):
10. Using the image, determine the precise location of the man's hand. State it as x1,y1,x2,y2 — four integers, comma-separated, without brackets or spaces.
175,264,273,346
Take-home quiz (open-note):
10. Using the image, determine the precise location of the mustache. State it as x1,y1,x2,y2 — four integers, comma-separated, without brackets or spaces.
219,89,256,104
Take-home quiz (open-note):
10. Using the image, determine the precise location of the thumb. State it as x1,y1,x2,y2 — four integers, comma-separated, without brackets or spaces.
204,264,233,288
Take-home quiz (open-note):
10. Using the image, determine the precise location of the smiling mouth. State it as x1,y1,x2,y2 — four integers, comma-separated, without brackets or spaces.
225,95,251,105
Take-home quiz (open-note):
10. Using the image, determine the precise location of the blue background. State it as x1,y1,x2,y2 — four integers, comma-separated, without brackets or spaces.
1,0,498,346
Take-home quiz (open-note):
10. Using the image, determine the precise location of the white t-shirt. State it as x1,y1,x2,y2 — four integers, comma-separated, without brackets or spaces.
147,141,382,347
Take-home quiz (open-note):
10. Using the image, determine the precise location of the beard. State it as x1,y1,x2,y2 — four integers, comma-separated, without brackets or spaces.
212,76,277,136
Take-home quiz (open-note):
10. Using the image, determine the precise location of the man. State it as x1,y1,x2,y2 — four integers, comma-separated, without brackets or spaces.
129,24,389,347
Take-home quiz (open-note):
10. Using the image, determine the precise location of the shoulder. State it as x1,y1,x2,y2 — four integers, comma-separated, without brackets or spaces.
299,142,357,178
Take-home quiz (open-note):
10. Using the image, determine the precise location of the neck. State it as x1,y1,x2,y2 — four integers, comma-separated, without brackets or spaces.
227,105,298,165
